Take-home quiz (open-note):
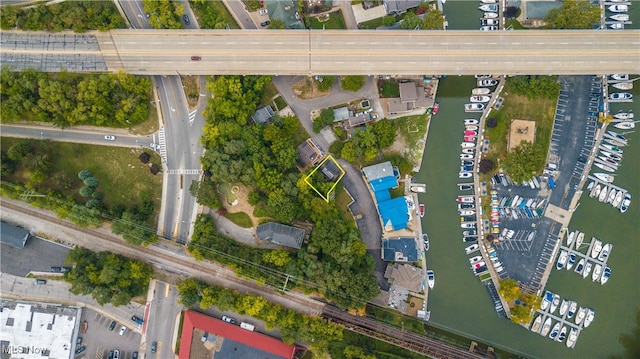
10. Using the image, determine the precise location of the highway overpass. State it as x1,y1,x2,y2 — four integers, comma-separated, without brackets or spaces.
1,29,639,75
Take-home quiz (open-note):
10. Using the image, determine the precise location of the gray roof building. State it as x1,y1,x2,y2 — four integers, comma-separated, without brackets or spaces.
251,105,275,124
256,222,305,249
332,106,350,122
296,139,324,171
384,0,423,15
0,221,29,249
388,82,429,114
384,263,423,293
381,237,419,262
362,161,395,182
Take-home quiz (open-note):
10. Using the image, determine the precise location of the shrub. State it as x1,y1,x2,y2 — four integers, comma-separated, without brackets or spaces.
92,191,104,200
340,76,366,92
79,186,94,197
486,117,498,128
316,76,335,92
83,176,99,188
479,159,494,174
7,141,33,162
139,152,151,164
78,170,93,180
86,198,101,208
150,164,161,175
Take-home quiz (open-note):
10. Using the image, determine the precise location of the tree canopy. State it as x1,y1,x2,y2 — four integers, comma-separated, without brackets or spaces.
505,141,545,183
143,0,185,29
340,76,366,92
545,0,600,29
400,9,444,30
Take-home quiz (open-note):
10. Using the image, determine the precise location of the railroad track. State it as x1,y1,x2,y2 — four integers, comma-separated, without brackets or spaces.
322,306,492,359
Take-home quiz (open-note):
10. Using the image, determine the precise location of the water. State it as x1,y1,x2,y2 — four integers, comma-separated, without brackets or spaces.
416,76,640,357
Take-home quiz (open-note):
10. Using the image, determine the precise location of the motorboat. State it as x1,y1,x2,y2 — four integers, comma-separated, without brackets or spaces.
593,172,615,183
457,196,474,203
606,130,628,144
598,186,609,203
567,230,576,247
419,204,425,218
559,299,569,317
614,121,634,130
598,243,611,262
607,189,617,204
612,82,633,91
481,18,498,26
556,250,568,270
480,0,497,3
566,253,576,270
583,261,593,279
609,22,624,30
549,322,561,340
590,238,603,259
410,185,427,193
574,258,585,275
558,326,567,342
461,141,476,148
465,243,479,254
567,301,577,319
483,12,498,19
609,13,629,21
480,25,498,31
592,263,602,282
459,172,473,179
462,148,475,154
465,103,485,111
460,154,474,160
612,190,624,208
464,118,479,125
470,95,491,103
530,315,542,333
427,270,435,289
474,74,492,78
478,79,498,87
575,307,587,325
462,235,478,241
600,266,611,285
540,317,552,336
459,209,476,216
432,102,439,115
464,130,478,137
610,74,629,81
479,4,498,12
609,92,633,100
620,193,631,213
463,229,477,236
472,87,491,95
423,234,429,251
550,294,560,314
566,327,578,348
541,291,553,311
469,256,483,264
601,143,623,154
613,112,633,120
608,4,628,12
591,184,602,198
465,125,479,131
584,308,595,328
576,232,585,249
458,183,474,191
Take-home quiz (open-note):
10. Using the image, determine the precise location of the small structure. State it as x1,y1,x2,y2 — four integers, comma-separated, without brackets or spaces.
385,263,423,293
332,106,350,122
508,119,537,152
251,105,275,124
256,222,306,249
383,0,424,15
320,159,342,181
296,138,324,171
382,237,419,262
388,82,429,114
0,221,29,249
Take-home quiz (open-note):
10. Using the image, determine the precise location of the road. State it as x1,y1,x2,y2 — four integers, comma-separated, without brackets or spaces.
143,280,183,357
0,124,156,148
2,29,639,75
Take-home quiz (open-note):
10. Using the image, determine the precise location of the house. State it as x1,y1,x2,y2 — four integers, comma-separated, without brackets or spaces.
296,138,324,171
383,0,423,15
332,106,350,122
251,105,275,124
256,222,306,249
381,237,419,262
363,161,395,183
385,263,423,293
0,221,29,249
378,196,410,231
388,82,429,114
319,160,342,181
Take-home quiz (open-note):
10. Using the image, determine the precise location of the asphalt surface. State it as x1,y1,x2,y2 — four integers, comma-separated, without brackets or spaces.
143,280,183,358
0,236,70,277
0,124,156,148
81,308,143,359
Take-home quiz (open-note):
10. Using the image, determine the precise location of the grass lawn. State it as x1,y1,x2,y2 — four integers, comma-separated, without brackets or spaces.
358,16,385,29
190,0,239,29
225,211,253,228
380,81,400,98
180,75,200,108
309,10,346,29
1,138,163,212
334,184,355,224
394,114,428,151
260,81,279,107
273,96,287,111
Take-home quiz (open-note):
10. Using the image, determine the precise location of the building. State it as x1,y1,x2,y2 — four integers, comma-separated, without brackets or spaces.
384,263,423,293
377,197,410,231
296,138,324,171
362,161,396,183
381,237,418,262
332,106,350,122
256,222,306,249
178,310,304,359
363,161,409,232
251,105,275,124
1,221,30,249
388,82,429,114
0,301,81,359
383,0,423,15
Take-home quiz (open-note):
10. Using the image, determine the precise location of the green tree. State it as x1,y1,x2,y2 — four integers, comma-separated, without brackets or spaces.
545,0,599,29
83,176,99,188
79,186,94,197
421,9,444,30
0,152,16,176
400,12,421,30
498,278,521,301
510,304,533,324
382,15,396,26
371,120,396,148
7,141,33,162
316,75,335,92
340,76,366,92
78,169,93,180
177,278,203,307
262,249,292,267
111,211,158,245
189,179,221,209
505,141,545,183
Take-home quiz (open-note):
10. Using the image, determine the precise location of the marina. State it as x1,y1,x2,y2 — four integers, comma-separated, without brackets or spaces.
555,231,613,283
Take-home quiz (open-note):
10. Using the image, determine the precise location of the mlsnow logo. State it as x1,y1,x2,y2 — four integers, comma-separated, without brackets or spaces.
1,345,48,354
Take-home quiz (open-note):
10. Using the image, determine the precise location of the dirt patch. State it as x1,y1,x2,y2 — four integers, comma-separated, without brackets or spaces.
180,75,201,109
404,296,424,317
508,118,536,152
222,184,266,227
292,77,330,100
384,130,408,156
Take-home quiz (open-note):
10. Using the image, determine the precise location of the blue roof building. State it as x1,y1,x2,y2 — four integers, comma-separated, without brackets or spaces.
369,175,398,192
378,197,409,231
382,237,419,262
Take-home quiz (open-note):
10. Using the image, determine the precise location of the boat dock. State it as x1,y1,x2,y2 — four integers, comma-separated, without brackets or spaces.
559,237,611,271
587,175,629,197
529,309,584,346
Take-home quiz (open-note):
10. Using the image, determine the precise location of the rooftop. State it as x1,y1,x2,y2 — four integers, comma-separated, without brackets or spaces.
296,138,324,171
384,0,423,14
384,263,423,293
333,106,350,122
0,221,29,249
382,237,418,262
256,222,306,249
362,161,395,182
251,105,275,124
378,196,410,232
399,82,418,102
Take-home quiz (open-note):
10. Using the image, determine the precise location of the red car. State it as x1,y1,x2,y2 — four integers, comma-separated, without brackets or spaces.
191,56,201,61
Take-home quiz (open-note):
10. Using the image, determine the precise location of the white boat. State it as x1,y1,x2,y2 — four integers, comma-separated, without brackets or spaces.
593,173,615,183
474,74,492,79
481,18,498,26
470,95,491,103
584,309,595,328
458,183,473,191
574,258,585,275
598,243,611,262
465,125,479,132
575,307,587,325
410,184,427,193
464,118,479,125
567,231,576,247
608,4,628,13
461,142,475,148
478,79,498,87
460,154,474,160
459,171,472,179
609,23,624,30
566,327,578,349
620,193,631,213
465,243,479,254
592,263,602,282
480,0,497,3
556,250,568,270
549,322,561,340
566,253,576,271
582,261,593,279
557,326,567,342
614,121,634,130
591,184,602,198
459,209,476,216
472,87,491,95
469,256,483,264
479,4,498,12
457,195,474,203
607,189,617,204
594,162,616,173
540,317,552,336
599,150,622,161
612,82,633,90
550,294,560,314
480,25,498,31
530,315,543,333
597,156,620,168
601,143,623,154
612,190,624,208
606,130,628,144
567,301,577,319
590,239,603,259
611,74,629,81
613,112,633,120
610,14,629,22
600,266,611,285
465,103,485,111
576,232,585,249
559,299,569,317
427,270,435,289
603,137,626,147
598,186,609,203
483,12,498,19
541,290,553,311
423,234,429,251
462,148,475,155
609,92,633,100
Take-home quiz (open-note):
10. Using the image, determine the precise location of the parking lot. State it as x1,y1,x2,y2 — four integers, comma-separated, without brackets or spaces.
78,308,142,359
0,236,70,277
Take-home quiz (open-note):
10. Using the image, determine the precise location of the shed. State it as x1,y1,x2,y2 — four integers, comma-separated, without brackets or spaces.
251,105,275,124
0,221,29,249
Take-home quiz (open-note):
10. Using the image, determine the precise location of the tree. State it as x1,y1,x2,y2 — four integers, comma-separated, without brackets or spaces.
177,278,203,307
139,152,151,164
505,141,545,183
268,19,286,29
7,141,33,162
150,164,161,175
83,176,99,188
498,278,521,301
78,169,93,180
262,249,292,268
189,179,221,209
0,152,16,176
399,13,421,30
340,76,366,92
382,15,396,26
313,108,335,133
421,9,444,30
79,186,94,197
486,117,497,128
510,304,533,324
545,0,599,29
316,75,334,92
371,120,396,148
479,159,494,174
111,210,158,245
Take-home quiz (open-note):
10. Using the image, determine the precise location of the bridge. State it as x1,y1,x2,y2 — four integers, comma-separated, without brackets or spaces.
1,29,639,75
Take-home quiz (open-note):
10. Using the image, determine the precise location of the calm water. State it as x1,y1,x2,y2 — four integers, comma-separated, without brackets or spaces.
416,76,640,358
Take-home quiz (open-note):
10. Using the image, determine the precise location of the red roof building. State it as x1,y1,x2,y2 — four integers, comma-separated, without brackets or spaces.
178,310,303,359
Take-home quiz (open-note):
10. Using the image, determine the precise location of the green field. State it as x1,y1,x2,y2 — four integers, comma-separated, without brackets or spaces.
225,211,253,228
309,10,346,30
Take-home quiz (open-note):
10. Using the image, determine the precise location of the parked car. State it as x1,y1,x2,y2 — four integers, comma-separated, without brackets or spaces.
191,56,201,61
132,352,138,359
75,346,86,355
221,315,236,324
76,337,83,345
183,15,190,24
260,20,270,27
151,342,157,353
61,266,72,273
50,266,62,273
104,135,116,141
149,143,161,150
259,9,268,15
113,349,120,359
35,279,47,285
109,320,117,331
119,326,126,335
108,351,114,359
131,315,144,325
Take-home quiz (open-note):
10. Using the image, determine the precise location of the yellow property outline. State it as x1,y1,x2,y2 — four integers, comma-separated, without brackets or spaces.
303,155,345,203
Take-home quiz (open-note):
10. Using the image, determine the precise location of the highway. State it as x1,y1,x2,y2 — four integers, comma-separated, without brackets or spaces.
2,29,639,75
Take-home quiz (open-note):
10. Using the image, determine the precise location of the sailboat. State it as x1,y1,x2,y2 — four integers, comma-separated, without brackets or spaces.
614,121,634,130
582,261,593,279
575,232,585,249
566,327,578,348
593,173,614,183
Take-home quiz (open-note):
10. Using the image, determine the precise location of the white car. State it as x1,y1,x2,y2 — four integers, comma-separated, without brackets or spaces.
118,326,126,336
104,135,116,141
150,143,161,150
259,9,268,15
